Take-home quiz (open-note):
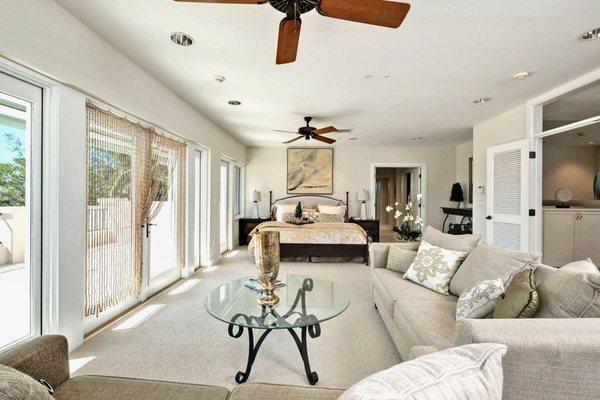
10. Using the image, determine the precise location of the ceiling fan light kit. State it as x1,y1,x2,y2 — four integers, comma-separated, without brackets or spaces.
174,0,411,64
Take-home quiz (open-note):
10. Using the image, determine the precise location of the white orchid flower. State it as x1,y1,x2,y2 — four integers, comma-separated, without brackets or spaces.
395,202,400,206
385,206,393,213
403,216,409,222
416,194,423,201
394,210,402,219
408,215,415,221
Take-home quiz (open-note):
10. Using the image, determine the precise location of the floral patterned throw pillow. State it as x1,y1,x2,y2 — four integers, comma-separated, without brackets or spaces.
456,279,505,320
404,241,468,295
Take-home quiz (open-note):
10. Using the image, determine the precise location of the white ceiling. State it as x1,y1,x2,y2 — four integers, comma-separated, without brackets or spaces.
54,0,600,147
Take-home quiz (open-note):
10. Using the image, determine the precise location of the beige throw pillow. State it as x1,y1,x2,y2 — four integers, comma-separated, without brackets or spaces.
404,241,468,295
449,243,541,297
318,213,345,223
339,343,507,400
536,259,600,318
422,226,482,253
456,279,505,320
386,247,417,274
493,267,539,319
0,365,54,400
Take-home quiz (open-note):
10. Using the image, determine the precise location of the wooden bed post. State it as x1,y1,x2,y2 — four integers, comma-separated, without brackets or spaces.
346,191,350,218
269,191,273,220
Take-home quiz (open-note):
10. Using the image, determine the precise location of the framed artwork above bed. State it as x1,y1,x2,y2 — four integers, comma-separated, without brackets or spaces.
287,148,333,194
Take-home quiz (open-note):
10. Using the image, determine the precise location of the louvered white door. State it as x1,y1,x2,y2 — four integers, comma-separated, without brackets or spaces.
486,140,530,251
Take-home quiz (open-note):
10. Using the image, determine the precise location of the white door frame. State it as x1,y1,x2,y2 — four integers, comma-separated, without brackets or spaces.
526,67,600,253
370,163,428,228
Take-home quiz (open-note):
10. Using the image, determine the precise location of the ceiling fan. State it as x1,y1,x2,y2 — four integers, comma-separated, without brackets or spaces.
275,116,352,144
174,0,411,64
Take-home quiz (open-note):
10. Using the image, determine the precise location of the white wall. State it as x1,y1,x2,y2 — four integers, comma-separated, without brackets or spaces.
246,145,458,230
0,0,247,349
543,145,598,202
472,105,527,236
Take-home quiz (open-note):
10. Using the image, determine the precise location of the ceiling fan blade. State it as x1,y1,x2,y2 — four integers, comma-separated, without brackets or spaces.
274,129,300,134
283,136,304,144
313,126,338,135
276,18,301,65
318,0,410,28
313,135,336,144
174,0,263,3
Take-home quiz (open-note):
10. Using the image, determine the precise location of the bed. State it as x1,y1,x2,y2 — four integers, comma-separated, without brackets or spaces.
247,192,370,264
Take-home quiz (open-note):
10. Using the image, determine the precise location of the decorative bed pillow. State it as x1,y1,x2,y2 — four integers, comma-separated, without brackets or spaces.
274,204,297,221
386,247,417,274
493,267,538,319
302,209,320,222
282,212,295,223
403,241,468,295
422,226,482,253
456,279,504,320
0,365,54,400
338,343,507,400
449,242,541,297
535,259,600,318
318,213,345,223
317,205,346,215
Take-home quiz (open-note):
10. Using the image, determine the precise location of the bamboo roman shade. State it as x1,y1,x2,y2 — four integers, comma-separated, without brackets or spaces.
85,103,187,317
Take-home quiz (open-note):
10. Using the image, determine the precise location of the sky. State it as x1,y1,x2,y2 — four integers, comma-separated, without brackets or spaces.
0,126,25,164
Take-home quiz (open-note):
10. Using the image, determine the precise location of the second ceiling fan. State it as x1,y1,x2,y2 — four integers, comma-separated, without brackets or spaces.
174,0,411,64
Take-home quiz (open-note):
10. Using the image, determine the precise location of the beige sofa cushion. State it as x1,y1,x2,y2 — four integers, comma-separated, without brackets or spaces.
386,247,417,273
394,296,458,351
449,243,540,297
372,268,456,317
53,376,229,400
493,267,539,319
422,226,482,253
229,383,343,400
339,343,507,400
0,365,54,400
370,242,420,269
536,259,600,318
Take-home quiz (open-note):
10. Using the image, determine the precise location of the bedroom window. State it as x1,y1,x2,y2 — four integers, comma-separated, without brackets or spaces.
233,165,243,218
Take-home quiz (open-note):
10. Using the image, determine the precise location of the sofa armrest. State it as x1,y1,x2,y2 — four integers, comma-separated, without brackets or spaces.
0,335,70,388
454,318,600,400
369,242,420,269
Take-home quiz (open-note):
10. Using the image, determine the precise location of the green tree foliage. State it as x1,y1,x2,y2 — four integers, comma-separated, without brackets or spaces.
0,133,25,207
88,146,132,206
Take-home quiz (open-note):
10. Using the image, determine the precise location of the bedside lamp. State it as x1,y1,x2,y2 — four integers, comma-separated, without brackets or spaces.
358,190,370,220
251,190,262,218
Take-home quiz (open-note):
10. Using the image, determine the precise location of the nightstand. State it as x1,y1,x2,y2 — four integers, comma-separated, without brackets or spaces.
239,218,270,245
349,218,380,242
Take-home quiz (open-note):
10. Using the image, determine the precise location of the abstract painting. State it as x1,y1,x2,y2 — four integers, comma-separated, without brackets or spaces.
287,148,333,194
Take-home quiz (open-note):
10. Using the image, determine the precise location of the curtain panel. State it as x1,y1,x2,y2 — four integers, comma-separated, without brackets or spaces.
85,103,186,317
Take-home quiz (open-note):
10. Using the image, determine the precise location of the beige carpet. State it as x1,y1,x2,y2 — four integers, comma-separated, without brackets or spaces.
70,249,401,390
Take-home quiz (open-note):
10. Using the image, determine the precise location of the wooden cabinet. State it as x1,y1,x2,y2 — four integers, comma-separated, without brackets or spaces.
239,218,270,246
349,218,380,242
543,209,600,266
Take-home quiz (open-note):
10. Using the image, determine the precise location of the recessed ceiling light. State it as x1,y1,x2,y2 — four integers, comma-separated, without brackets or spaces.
213,75,226,84
588,141,598,145
348,137,357,141
581,28,600,41
382,74,391,79
412,137,424,141
513,72,530,81
170,32,194,47
473,97,492,104
364,74,373,79
228,100,241,106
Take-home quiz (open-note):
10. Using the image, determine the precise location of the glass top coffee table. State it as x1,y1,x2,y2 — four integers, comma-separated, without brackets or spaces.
206,274,350,385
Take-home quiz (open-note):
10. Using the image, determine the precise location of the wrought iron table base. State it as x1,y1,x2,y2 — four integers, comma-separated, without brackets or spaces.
228,323,321,385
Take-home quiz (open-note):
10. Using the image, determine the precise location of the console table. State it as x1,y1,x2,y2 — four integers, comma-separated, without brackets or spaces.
441,207,473,234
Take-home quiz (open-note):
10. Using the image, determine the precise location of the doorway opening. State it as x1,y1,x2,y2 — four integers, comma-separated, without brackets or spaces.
371,164,426,243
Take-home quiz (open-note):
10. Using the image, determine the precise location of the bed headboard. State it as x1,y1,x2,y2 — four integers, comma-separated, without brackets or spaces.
269,191,350,219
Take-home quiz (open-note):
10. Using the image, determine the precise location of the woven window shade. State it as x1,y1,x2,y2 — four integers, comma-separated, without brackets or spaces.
86,103,187,317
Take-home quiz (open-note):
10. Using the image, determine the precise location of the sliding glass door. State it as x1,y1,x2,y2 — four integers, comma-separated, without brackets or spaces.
0,73,42,351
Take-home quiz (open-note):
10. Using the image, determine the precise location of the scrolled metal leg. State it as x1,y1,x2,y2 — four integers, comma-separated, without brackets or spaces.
228,324,272,384
288,323,321,385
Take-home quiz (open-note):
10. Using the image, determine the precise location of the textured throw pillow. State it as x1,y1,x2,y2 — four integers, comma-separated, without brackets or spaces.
282,212,295,223
404,241,468,295
536,259,600,318
456,279,504,320
493,267,539,319
302,209,320,222
422,226,482,253
318,213,345,223
0,365,54,400
317,205,346,215
386,247,418,274
274,204,297,221
449,243,541,297
338,343,507,400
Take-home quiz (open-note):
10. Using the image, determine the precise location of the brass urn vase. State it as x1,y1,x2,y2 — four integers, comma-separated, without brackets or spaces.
253,231,281,307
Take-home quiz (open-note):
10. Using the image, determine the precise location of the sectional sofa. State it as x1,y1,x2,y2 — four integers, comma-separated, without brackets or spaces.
370,241,600,400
